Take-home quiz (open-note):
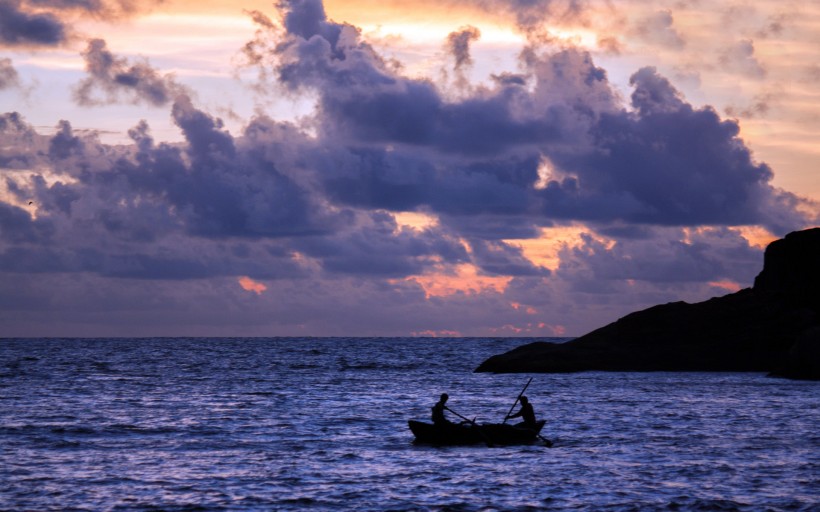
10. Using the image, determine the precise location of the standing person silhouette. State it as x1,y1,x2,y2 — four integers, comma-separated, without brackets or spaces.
431,393,452,426
506,395,537,429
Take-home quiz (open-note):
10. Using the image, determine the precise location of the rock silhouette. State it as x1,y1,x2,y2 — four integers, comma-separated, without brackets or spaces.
476,228,820,380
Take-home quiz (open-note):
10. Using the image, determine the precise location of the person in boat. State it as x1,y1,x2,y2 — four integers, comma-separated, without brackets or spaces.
506,395,537,429
431,393,452,426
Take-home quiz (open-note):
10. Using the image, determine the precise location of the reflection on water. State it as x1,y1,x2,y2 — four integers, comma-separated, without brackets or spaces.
1,337,818,511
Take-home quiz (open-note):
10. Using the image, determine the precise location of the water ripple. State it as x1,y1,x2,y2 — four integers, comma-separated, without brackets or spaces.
1,337,818,511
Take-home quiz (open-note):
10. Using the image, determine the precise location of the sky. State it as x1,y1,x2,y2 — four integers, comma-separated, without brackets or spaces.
1,0,818,337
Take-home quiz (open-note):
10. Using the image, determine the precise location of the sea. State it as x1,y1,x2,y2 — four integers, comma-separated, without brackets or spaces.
0,337,817,511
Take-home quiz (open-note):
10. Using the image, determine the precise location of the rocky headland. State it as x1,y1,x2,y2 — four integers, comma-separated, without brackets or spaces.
476,228,820,380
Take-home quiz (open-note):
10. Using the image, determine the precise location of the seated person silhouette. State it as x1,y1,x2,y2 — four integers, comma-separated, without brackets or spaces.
506,395,537,429
431,393,452,426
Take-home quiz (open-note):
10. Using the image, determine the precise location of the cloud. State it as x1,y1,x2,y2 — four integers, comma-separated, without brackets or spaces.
468,239,550,276
73,39,189,107
0,0,818,336
0,100,479,283
0,58,21,90
724,90,779,119
447,26,481,72
293,211,469,277
555,227,762,286
0,112,39,170
540,67,807,234
0,0,66,47
719,39,766,79
27,0,139,16
0,0,159,48
48,119,84,160
632,10,685,50
94,101,344,241
256,3,811,236
238,275,267,294
445,0,592,33
0,201,55,244
263,3,612,161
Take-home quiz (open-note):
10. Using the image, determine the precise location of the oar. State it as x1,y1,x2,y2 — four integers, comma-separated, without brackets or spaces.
445,406,494,447
536,432,553,448
503,378,552,447
503,377,533,424
513,420,553,448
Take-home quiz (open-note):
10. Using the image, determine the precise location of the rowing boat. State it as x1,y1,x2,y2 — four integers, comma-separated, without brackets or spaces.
408,419,547,446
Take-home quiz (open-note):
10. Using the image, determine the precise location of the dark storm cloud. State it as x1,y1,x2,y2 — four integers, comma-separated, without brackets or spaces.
260,1,811,238
92,99,339,240
468,239,550,276
0,0,66,46
319,147,542,218
48,120,84,160
0,0,157,48
440,214,542,240
0,95,480,281
293,211,469,277
0,0,816,296
74,39,188,107
540,67,806,234
0,202,54,244
628,66,685,115
265,4,598,157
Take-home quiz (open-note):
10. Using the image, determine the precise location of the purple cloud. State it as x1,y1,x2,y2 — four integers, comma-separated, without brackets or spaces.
0,58,21,89
445,0,591,32
0,0,817,336
719,40,766,79
633,10,685,50
0,0,158,48
0,0,65,46
447,26,481,72
73,39,189,107
541,67,805,233
256,2,810,236
555,227,762,286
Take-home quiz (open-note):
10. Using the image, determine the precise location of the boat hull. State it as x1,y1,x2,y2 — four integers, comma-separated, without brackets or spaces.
408,419,547,446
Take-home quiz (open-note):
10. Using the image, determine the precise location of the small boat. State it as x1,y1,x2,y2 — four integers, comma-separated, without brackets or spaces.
408,419,548,446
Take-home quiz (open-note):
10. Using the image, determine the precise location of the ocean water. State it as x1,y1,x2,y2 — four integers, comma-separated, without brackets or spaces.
0,337,817,511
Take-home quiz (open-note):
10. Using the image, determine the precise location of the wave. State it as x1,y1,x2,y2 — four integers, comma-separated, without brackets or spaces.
337,358,426,372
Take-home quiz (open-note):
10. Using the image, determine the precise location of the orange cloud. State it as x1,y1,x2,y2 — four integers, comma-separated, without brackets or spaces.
489,322,566,336
505,225,590,270
732,226,778,249
709,280,742,293
510,302,538,315
393,211,439,231
399,263,512,298
238,276,267,295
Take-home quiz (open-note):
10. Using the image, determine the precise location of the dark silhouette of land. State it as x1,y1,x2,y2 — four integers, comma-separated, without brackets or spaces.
476,228,820,380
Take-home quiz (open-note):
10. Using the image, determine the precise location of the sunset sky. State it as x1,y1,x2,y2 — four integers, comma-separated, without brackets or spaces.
1,0,818,337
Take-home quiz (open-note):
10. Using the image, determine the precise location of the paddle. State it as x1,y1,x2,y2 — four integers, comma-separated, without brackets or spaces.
536,432,553,448
444,406,494,447
503,378,553,447
502,377,533,424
